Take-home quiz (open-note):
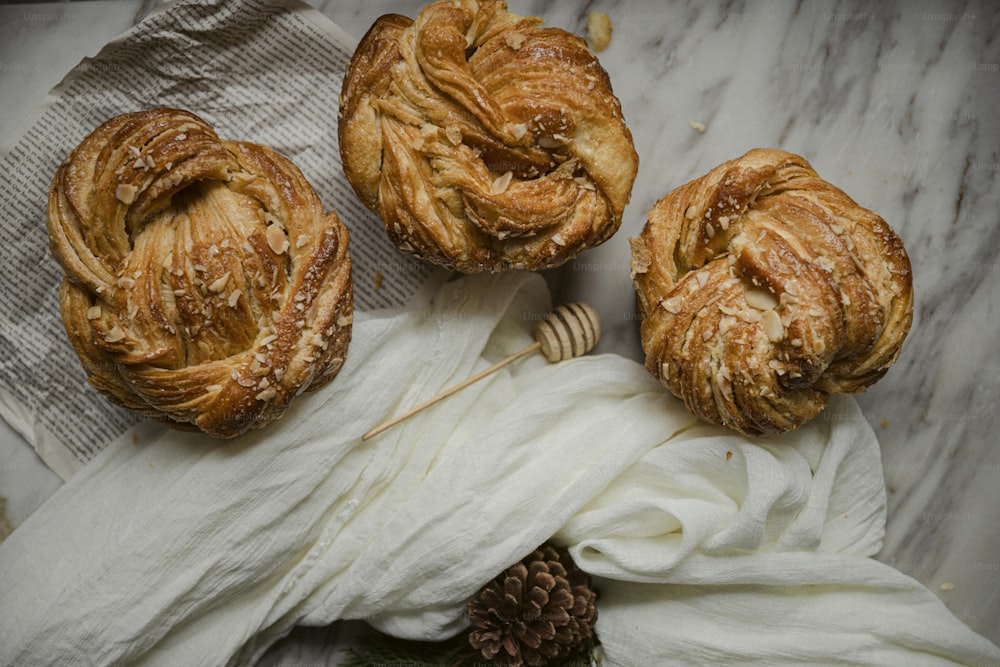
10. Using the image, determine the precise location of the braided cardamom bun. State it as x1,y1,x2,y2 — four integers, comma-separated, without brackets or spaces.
47,108,353,438
339,0,638,273
631,148,913,436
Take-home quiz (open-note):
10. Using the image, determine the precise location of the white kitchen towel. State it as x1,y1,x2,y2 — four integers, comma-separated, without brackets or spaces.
0,272,997,667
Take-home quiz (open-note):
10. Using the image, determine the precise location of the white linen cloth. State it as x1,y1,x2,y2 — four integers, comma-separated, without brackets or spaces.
1,272,997,666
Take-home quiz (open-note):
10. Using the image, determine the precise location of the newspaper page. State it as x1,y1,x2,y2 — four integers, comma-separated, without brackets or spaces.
0,0,440,479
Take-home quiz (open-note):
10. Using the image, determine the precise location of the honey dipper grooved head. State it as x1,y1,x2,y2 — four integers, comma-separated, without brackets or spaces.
535,303,601,362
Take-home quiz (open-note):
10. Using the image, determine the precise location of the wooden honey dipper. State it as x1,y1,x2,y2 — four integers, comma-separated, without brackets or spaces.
362,303,601,440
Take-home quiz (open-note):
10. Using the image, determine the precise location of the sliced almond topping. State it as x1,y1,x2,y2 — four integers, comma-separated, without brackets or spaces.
227,289,241,308
762,309,784,342
718,303,740,316
266,224,289,255
505,31,526,50
255,387,277,401
115,183,137,205
208,272,231,293
117,276,135,289
491,170,514,195
206,384,222,392
104,326,126,343
695,271,710,287
86,305,102,320
662,296,683,314
745,288,778,310
336,314,353,327
445,125,462,146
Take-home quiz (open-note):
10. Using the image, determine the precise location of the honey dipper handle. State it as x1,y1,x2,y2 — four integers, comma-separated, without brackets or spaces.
362,341,542,441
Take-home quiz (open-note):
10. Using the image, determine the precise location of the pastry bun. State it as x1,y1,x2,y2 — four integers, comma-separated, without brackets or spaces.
47,108,353,438
631,148,913,435
339,0,638,273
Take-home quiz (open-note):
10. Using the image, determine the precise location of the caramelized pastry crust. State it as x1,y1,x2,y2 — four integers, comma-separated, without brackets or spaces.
339,0,638,273
631,148,913,435
47,108,353,438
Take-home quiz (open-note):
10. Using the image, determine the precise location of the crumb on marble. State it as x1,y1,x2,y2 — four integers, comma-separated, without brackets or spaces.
587,11,612,52
688,119,707,133
881,419,889,428
373,271,384,291
940,581,954,591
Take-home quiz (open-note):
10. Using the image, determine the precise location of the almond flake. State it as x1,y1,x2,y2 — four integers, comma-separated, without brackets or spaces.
208,272,231,293
745,288,778,310
255,387,277,401
662,296,683,314
762,309,784,342
206,384,222,392
445,125,462,146
336,314,353,327
266,224,289,255
86,305,102,320
505,31,526,50
115,183,137,205
104,326,126,343
718,303,740,316
491,170,513,195
228,289,241,307
117,276,135,289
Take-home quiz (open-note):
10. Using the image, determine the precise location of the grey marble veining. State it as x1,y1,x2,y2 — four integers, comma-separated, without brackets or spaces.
1,0,998,662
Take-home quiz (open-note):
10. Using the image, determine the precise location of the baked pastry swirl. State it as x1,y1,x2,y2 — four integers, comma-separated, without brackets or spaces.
339,0,638,273
47,108,353,438
631,149,913,435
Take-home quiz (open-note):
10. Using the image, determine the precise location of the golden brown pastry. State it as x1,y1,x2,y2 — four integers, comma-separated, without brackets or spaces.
47,108,353,438
631,148,913,435
339,0,638,273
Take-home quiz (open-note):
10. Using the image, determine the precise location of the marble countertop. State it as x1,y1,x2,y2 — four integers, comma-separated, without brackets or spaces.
1,0,998,662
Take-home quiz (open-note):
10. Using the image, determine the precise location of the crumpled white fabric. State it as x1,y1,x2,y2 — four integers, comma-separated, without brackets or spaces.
0,272,997,667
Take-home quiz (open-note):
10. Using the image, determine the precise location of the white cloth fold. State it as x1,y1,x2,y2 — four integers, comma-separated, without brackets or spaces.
1,272,997,667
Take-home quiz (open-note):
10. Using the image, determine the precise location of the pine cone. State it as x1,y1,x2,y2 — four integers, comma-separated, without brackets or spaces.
467,543,597,666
